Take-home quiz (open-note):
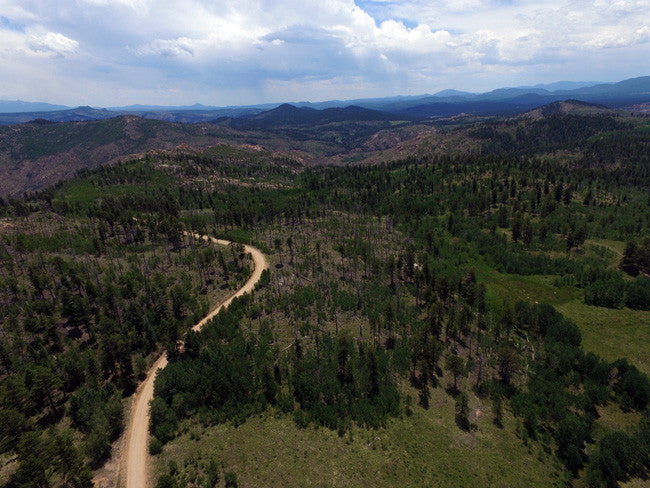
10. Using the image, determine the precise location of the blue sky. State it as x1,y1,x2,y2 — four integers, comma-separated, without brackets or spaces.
0,0,648,106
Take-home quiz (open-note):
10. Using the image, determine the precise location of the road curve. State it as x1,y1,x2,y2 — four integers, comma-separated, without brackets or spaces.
118,234,268,488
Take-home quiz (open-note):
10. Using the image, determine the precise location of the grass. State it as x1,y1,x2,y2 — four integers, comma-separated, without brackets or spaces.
58,180,154,206
593,403,642,436
585,238,625,257
59,180,103,205
156,383,562,488
0,454,18,486
557,300,650,375
474,261,649,375
474,261,581,307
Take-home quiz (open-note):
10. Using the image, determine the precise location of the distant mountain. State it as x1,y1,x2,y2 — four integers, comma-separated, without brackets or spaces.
2,76,648,125
123,107,265,123
554,76,650,98
0,105,267,126
109,103,220,111
529,81,604,91
108,102,281,112
291,94,433,111
0,100,70,113
521,99,616,119
432,89,474,98
382,76,650,118
227,104,398,130
0,106,118,125
394,94,554,118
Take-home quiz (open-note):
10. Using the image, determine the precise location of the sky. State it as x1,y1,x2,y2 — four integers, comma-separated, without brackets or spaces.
0,0,648,107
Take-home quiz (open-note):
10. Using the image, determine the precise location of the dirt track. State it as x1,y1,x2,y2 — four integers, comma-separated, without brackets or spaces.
117,235,268,488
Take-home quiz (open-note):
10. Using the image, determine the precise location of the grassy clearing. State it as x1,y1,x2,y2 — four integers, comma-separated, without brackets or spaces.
593,403,642,436
474,263,580,307
156,384,561,488
58,180,103,205
58,180,160,206
557,300,650,375
474,261,649,376
585,238,625,256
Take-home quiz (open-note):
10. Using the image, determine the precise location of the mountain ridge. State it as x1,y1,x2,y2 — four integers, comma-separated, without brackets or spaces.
0,76,647,125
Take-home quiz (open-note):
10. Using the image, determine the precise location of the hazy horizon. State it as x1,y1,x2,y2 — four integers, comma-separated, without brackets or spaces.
0,79,617,110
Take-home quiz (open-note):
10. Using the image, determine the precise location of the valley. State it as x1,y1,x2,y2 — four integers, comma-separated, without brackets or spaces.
0,95,648,488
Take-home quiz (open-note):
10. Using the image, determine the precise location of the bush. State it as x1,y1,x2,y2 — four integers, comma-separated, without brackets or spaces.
293,409,309,429
545,317,581,348
585,278,625,309
277,391,294,414
224,471,238,488
455,392,470,431
155,474,178,488
612,359,650,411
586,431,637,488
625,276,650,310
149,437,163,455
555,413,589,474
149,396,178,443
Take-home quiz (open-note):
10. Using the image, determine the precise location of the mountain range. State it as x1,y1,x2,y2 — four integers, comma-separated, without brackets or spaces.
2,98,642,197
1,76,648,126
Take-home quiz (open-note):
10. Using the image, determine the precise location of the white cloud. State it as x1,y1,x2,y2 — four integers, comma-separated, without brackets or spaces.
0,0,647,105
135,37,196,57
585,25,650,48
28,31,79,56
80,0,151,12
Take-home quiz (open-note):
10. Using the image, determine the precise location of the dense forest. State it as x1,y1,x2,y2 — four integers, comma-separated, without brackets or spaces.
0,208,250,485
0,110,648,487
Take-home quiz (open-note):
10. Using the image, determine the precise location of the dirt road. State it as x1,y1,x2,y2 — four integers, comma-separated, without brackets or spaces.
117,235,268,488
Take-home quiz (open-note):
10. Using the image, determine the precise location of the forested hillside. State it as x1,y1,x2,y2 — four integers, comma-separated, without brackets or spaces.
0,107,648,488
0,108,408,197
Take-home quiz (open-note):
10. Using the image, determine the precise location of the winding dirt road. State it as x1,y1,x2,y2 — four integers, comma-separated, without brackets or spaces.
117,234,268,488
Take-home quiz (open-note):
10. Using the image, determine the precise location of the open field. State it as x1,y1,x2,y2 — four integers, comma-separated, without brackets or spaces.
156,382,561,488
475,263,649,375
557,300,650,376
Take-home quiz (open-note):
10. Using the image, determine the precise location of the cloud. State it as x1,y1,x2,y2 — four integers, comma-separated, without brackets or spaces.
80,0,151,12
0,0,648,105
135,37,196,57
585,24,650,48
28,31,79,56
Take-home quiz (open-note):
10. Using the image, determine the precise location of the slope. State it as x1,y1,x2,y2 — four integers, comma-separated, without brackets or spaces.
0,116,240,196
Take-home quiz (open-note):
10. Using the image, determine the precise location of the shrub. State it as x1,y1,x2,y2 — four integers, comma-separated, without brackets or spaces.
149,437,163,455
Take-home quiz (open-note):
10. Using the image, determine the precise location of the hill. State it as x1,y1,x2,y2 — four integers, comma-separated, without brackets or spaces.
3,101,649,196
0,116,243,196
232,104,398,128
521,100,615,118
358,100,650,166
214,104,411,151
0,107,413,196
